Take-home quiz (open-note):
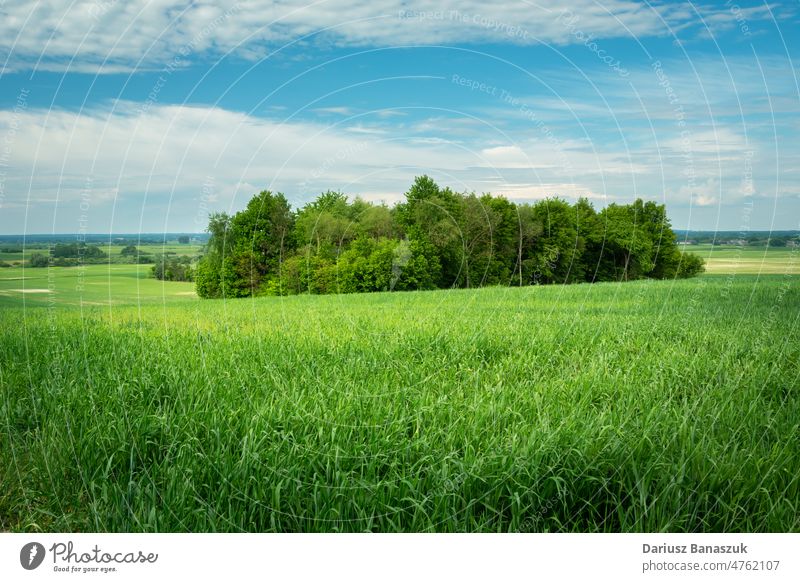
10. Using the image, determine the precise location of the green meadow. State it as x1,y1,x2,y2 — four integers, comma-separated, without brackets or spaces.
681,244,800,274
1,257,798,531
0,264,196,308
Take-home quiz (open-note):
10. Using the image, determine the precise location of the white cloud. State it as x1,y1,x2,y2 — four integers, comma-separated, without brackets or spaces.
312,106,354,115
0,102,649,231
673,178,719,206
494,182,606,202
0,0,782,73
344,124,387,135
662,127,749,159
0,72,795,231
481,145,530,168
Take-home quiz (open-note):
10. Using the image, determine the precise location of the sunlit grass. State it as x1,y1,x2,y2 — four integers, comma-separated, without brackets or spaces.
1,275,798,532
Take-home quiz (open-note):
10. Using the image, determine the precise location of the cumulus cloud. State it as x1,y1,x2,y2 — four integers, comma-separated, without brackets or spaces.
0,94,787,217
0,101,649,231
0,101,614,196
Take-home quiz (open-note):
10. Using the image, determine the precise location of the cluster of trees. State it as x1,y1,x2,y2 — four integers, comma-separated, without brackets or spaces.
152,255,195,282
27,253,52,268
120,245,155,264
52,242,107,259
194,176,704,298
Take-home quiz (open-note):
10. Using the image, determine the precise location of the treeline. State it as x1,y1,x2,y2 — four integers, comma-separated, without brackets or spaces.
23,243,200,270
51,242,107,259
195,176,704,298
0,234,208,245
27,243,107,267
678,231,799,247
25,243,153,268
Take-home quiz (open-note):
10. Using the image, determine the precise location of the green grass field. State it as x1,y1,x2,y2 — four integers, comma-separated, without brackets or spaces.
0,264,196,308
680,243,799,274
1,261,798,532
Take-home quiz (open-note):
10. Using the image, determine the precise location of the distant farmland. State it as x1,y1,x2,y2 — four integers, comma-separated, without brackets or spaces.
681,244,799,274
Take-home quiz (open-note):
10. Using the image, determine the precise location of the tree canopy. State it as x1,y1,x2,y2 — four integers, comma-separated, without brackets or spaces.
195,177,704,298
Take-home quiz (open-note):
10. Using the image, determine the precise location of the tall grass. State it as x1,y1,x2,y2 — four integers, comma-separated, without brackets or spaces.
1,275,798,531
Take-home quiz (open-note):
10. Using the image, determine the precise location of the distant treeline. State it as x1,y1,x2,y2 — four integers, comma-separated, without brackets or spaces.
25,243,154,267
676,231,800,246
28,243,108,267
0,233,207,245
23,243,195,269
195,176,704,299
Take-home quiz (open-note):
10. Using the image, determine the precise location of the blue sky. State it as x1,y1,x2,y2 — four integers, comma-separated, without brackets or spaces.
1,0,798,233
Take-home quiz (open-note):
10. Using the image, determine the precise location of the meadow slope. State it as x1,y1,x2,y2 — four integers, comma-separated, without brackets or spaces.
1,275,798,532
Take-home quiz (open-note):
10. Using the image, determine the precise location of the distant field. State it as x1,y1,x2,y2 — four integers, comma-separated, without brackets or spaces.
1,275,797,532
0,264,196,308
680,243,799,274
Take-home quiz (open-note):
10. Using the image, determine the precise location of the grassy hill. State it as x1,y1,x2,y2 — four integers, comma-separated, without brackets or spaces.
1,274,797,531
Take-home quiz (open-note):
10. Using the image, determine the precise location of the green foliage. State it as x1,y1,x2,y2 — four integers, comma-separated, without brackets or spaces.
195,177,703,298
27,243,126,267
330,236,440,293
676,251,706,278
27,253,50,268
195,213,230,298
152,255,194,282
52,242,107,259
194,257,221,298
196,193,294,298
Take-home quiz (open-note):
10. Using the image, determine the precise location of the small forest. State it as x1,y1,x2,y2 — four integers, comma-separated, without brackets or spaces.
195,176,704,298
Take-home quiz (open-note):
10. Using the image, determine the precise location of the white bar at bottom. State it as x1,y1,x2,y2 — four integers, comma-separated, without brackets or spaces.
1,533,798,581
